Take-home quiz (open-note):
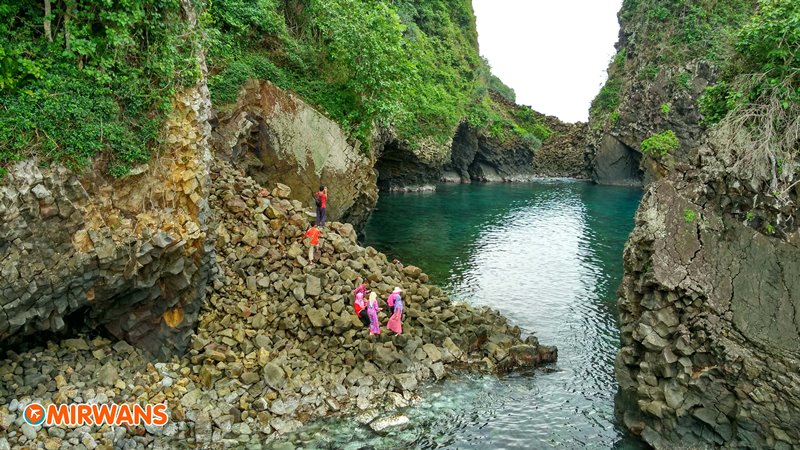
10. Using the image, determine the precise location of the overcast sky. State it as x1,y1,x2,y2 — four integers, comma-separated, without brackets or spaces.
473,0,623,123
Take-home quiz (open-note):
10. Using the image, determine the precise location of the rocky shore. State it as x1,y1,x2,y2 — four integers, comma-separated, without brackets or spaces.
0,161,556,449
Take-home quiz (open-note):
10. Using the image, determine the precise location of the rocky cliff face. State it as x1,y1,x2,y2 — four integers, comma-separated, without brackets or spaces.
0,0,215,359
616,145,800,448
378,115,587,189
534,117,589,179
587,60,712,186
446,123,539,183
586,0,753,186
600,2,800,447
0,70,214,360
211,80,378,231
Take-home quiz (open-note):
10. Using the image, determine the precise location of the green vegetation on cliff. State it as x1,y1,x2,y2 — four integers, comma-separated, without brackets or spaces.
1,0,550,178
0,0,199,177
205,0,547,151
699,0,799,207
589,0,756,128
641,130,679,158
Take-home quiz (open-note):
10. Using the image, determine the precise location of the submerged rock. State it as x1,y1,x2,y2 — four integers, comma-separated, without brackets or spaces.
370,414,410,432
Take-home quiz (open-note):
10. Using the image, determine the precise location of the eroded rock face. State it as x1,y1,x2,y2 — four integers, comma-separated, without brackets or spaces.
0,0,214,359
379,119,588,189
375,139,444,191
533,119,589,179
0,79,215,359
617,162,800,448
211,80,378,231
591,134,643,186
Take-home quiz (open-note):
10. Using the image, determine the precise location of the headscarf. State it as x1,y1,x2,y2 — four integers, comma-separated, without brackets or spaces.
355,291,365,309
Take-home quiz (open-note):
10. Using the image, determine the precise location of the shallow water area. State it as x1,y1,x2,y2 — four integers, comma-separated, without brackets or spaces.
269,181,645,449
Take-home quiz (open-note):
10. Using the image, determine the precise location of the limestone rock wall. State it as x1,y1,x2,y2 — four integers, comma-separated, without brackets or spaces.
616,158,800,448
0,1,214,358
211,80,378,231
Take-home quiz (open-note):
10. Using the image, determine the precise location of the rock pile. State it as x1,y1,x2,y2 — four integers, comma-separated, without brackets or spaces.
0,160,556,448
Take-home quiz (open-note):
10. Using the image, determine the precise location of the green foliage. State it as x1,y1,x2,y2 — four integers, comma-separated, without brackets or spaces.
0,0,198,177
699,0,800,124
765,223,775,234
638,64,659,81
609,111,620,126
648,5,671,21
591,77,622,118
641,130,679,157
205,0,538,151
0,45,44,92
613,49,627,69
700,0,799,125
675,72,691,90
1,0,548,173
683,208,697,223
745,211,755,221
480,70,516,103
660,102,671,116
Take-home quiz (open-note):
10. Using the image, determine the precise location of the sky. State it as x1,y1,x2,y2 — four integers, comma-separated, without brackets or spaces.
473,0,624,123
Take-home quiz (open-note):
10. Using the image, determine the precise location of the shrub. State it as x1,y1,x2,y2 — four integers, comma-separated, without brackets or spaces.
641,130,679,157
660,103,671,116
609,111,620,126
675,72,691,90
591,77,622,117
683,208,697,223
638,65,659,81
0,0,198,177
613,49,627,69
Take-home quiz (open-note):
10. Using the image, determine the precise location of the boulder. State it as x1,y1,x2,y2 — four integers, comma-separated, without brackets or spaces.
263,363,286,390
272,183,292,199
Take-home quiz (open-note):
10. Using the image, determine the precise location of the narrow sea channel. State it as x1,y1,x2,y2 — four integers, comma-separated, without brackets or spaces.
270,181,644,449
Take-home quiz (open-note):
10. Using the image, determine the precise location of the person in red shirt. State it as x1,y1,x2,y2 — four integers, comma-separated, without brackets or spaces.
304,225,321,263
314,185,328,227
353,282,370,327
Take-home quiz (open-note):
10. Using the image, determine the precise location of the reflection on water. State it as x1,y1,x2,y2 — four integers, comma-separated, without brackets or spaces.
270,181,644,449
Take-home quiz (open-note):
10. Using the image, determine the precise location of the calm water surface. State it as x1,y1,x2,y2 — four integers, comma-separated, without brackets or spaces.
270,181,644,449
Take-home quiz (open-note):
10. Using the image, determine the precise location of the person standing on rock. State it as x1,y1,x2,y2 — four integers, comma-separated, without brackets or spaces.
353,290,369,327
386,287,401,315
314,185,328,227
305,225,321,263
386,287,404,335
367,292,381,335
353,283,370,327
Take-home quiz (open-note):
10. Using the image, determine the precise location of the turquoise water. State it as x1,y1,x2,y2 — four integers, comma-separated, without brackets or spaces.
271,181,644,449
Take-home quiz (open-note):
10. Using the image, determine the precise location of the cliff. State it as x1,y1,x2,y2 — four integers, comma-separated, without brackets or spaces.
598,0,800,447
211,80,378,231
0,0,214,359
586,0,755,186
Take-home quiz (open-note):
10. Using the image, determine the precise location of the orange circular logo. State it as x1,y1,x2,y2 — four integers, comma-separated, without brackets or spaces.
23,403,46,426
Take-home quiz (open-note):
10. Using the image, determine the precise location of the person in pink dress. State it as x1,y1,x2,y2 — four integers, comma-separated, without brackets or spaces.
386,287,404,334
367,292,381,335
